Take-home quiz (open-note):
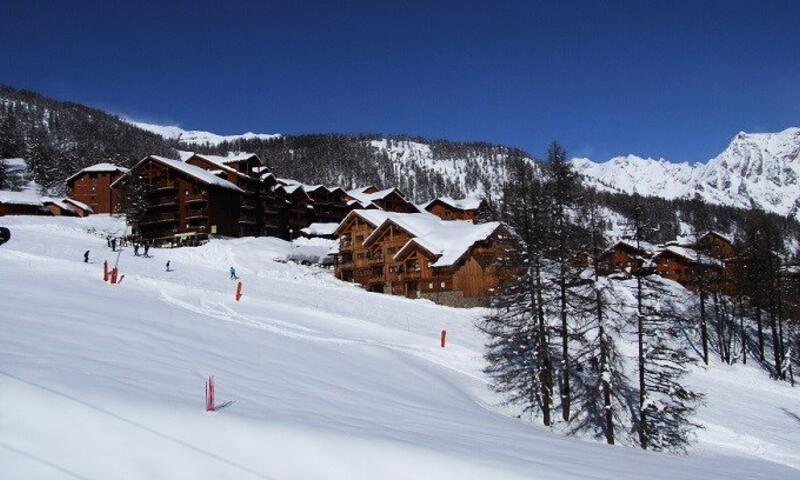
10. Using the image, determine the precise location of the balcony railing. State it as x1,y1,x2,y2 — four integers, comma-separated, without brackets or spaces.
184,194,207,203
141,213,177,224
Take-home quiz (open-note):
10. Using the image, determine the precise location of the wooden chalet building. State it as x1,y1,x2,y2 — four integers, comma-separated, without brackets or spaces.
598,239,658,275
421,197,488,221
0,190,46,216
653,245,724,291
275,183,314,238
694,231,735,260
346,186,419,213
184,153,285,238
111,155,244,246
66,163,129,214
42,197,80,217
278,179,353,224
333,210,509,307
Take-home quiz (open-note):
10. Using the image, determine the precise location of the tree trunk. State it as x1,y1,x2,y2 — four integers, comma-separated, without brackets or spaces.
636,274,647,449
700,290,709,365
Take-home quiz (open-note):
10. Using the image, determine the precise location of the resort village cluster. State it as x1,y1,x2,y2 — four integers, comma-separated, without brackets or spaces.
1,153,741,307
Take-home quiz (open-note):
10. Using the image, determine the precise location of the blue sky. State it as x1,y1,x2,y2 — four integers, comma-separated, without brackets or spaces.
1,0,798,162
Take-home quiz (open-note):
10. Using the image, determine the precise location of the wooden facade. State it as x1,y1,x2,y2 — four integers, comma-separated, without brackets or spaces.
66,164,128,214
112,156,244,246
598,241,654,275
332,210,508,307
0,200,44,216
695,232,735,260
423,198,488,221
653,247,724,292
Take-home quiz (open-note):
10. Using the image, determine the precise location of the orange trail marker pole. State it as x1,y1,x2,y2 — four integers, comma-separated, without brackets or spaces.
103,260,109,282
110,267,118,284
235,281,243,301
440,329,447,348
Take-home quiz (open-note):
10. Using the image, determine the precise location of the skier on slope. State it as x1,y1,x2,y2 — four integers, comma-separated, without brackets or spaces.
144,242,150,257
133,243,139,256
84,250,90,263
166,260,171,272
230,266,238,280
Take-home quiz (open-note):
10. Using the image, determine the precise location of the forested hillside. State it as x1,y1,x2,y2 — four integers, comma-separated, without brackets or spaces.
1,84,797,247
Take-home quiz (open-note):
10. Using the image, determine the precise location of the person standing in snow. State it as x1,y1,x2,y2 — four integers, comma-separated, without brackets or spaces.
230,266,238,280
144,242,150,257
111,238,117,252
83,250,90,263
166,260,171,272
133,243,139,256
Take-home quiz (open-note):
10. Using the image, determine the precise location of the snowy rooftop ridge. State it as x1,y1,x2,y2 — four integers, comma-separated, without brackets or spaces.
131,156,244,192
341,210,501,268
65,163,129,184
422,196,485,211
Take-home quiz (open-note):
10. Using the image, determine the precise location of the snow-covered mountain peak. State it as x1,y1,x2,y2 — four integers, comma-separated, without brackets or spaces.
571,127,800,219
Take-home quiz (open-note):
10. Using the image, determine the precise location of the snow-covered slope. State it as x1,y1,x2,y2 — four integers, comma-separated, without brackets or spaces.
369,138,535,199
571,128,800,219
1,215,799,479
128,120,281,146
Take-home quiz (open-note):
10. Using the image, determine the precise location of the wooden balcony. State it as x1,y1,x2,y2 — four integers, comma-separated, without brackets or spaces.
140,212,177,224
185,194,208,203
147,182,177,193
147,200,178,209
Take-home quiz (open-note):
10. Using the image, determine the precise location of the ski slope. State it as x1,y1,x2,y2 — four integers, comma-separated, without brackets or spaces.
1,216,798,479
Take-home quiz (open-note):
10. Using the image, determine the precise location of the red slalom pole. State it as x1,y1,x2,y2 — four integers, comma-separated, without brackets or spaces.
205,376,215,412
110,267,118,284
103,260,109,282
235,281,243,302
440,329,447,348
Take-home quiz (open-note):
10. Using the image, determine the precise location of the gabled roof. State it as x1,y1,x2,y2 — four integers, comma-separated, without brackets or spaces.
655,245,723,268
334,209,400,236
422,196,485,212
393,219,502,268
697,231,734,245
41,197,77,213
346,187,416,210
65,163,129,184
112,156,243,192
63,197,93,213
603,239,659,257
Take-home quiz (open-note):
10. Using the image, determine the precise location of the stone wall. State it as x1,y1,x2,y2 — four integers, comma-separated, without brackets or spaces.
421,290,487,308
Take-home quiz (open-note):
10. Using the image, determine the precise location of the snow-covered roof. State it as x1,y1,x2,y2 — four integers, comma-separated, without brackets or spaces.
190,152,260,166
63,197,93,213
301,223,339,236
41,197,77,213
65,163,129,183
341,210,501,268
0,189,44,206
346,187,414,210
388,217,502,268
422,196,484,211
279,178,339,194
605,238,660,256
121,156,243,192
657,245,723,267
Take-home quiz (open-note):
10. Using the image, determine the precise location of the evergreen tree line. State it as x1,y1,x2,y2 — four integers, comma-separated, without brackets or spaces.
0,85,176,193
480,142,800,453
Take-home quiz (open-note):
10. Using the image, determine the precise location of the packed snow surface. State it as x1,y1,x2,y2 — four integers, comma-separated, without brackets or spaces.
1,215,799,479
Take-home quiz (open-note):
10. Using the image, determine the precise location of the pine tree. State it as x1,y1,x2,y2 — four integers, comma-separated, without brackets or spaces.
546,141,583,422
629,195,702,451
482,155,557,427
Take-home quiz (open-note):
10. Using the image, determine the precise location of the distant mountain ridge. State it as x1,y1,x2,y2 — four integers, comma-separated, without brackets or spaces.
127,119,282,146
570,128,800,219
